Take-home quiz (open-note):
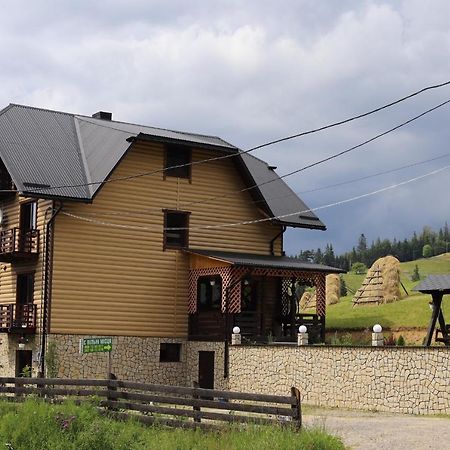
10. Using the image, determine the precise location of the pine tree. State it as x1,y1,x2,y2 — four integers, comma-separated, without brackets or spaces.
411,264,420,282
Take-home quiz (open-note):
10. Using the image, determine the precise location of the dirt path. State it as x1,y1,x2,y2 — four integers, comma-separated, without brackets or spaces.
303,408,450,450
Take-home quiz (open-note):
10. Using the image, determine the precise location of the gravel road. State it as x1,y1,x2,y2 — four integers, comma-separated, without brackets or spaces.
303,408,450,450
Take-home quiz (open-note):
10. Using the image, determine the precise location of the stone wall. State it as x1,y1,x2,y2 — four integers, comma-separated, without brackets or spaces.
0,335,39,377
50,334,187,386
185,341,228,390
228,345,450,415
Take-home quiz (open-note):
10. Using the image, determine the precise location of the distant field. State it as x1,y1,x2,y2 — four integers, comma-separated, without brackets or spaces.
324,253,450,330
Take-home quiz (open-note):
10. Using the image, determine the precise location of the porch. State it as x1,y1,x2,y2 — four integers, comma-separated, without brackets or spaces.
187,250,344,344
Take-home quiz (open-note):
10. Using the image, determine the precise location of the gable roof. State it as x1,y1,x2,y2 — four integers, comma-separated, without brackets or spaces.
0,103,325,230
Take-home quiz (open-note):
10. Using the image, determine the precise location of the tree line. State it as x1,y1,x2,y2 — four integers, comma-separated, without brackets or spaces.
297,223,450,271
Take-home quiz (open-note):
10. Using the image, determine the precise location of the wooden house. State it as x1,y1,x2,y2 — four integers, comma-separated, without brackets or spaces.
0,104,342,387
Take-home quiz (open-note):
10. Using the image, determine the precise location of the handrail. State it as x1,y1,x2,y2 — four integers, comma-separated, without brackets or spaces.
0,304,37,330
0,228,39,255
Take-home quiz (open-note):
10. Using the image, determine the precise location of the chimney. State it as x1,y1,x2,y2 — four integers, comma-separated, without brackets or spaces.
92,111,112,121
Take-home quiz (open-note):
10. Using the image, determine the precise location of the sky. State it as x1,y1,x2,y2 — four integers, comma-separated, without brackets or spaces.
1,0,449,255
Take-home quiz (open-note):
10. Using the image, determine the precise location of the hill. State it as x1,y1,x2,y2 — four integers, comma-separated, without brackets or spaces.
324,253,450,331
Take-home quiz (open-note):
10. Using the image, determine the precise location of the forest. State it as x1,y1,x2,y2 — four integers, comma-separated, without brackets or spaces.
297,223,450,271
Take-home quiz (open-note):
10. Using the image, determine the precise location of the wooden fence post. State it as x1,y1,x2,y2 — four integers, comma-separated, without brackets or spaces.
107,373,117,411
290,387,302,430
192,381,201,423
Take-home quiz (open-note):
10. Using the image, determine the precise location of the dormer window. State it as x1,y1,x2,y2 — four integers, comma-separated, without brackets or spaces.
163,210,190,250
164,144,191,179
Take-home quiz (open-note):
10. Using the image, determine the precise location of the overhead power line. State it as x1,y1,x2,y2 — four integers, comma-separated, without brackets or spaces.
61,164,450,232
62,97,450,217
2,80,450,195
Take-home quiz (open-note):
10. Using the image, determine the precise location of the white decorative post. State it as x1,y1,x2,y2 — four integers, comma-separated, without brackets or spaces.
372,324,384,346
297,325,308,346
231,326,241,345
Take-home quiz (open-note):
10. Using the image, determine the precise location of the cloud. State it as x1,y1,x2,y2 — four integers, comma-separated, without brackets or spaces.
0,0,449,254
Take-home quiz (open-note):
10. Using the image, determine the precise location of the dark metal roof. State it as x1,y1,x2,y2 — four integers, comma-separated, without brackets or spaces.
187,249,345,273
0,103,325,229
413,275,450,293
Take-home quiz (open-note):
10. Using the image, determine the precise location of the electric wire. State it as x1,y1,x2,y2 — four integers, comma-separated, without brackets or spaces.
2,80,450,194
60,164,450,231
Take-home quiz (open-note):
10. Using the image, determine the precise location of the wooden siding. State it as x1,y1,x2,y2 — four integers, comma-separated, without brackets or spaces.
0,196,52,330
51,142,283,337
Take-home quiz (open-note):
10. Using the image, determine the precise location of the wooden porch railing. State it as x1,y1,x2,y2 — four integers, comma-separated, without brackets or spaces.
0,377,302,430
0,304,37,332
0,228,39,257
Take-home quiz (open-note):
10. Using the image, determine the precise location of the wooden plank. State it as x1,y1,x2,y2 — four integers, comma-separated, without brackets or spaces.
107,391,295,416
0,377,109,387
0,386,108,397
111,380,295,405
99,410,217,431
102,400,278,425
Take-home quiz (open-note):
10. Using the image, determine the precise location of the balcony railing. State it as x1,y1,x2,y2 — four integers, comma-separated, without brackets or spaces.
0,228,39,262
0,304,37,333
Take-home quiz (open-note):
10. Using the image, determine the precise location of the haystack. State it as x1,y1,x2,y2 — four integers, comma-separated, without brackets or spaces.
326,274,340,305
298,274,341,309
299,290,315,310
353,255,401,306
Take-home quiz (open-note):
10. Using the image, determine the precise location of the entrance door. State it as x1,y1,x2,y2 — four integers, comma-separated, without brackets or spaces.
198,351,215,389
16,350,32,377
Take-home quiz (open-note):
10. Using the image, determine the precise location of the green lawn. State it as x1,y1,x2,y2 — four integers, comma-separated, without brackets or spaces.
325,253,450,330
0,399,345,450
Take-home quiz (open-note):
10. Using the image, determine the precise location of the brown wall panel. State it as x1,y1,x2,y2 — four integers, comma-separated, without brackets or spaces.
50,142,283,337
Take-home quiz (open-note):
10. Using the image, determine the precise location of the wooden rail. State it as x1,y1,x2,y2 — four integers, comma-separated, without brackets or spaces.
0,228,39,258
0,304,37,332
0,377,302,430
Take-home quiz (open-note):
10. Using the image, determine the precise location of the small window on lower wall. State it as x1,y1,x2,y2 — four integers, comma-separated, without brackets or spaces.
159,343,182,362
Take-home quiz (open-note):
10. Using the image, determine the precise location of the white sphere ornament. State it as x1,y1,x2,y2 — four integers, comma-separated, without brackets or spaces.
232,326,241,334
373,324,382,333
299,325,307,333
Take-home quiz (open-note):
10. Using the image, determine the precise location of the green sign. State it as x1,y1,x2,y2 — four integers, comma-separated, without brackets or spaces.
80,337,113,354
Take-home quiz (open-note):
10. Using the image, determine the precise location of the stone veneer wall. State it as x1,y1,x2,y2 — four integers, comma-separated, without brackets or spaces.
185,341,228,390
50,334,187,385
228,345,450,415
0,335,39,377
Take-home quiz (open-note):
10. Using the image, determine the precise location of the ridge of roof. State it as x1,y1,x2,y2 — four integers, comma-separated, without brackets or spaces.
9,103,235,147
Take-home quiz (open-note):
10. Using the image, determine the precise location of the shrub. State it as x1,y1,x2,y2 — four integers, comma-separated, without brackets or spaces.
411,264,420,282
422,244,433,258
339,276,348,296
351,262,368,274
397,335,406,346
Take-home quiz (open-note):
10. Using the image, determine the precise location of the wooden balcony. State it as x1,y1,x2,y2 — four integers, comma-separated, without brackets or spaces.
0,228,39,262
0,304,37,334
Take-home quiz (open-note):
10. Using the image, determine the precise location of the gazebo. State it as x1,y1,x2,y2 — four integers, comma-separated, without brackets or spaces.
413,275,450,346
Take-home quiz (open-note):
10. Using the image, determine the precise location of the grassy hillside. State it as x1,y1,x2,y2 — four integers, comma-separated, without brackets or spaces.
325,253,450,330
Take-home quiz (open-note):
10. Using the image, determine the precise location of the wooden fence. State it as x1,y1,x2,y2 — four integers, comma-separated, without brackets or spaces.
0,377,302,430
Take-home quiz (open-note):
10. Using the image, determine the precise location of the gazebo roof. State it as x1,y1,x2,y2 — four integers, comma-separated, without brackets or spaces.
413,275,450,294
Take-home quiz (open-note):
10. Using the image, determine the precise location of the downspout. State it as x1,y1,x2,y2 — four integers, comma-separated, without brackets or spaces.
270,226,286,256
39,202,63,377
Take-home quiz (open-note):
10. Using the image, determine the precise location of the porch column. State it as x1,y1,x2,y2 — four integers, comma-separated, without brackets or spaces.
315,273,326,317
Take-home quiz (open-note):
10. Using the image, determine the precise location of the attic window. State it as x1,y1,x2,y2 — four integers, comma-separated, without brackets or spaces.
163,210,190,250
164,144,191,179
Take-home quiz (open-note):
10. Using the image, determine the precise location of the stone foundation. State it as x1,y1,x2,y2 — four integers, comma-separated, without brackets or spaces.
228,345,450,415
50,334,187,385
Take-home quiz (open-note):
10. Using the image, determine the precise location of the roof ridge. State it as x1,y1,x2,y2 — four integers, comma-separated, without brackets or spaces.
8,104,235,146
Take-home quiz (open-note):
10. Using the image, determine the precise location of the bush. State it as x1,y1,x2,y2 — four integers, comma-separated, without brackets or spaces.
397,335,406,346
339,276,348,296
422,244,433,258
411,264,420,282
351,262,368,274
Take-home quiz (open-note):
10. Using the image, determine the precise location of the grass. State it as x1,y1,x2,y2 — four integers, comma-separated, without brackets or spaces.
0,399,345,450
325,253,450,330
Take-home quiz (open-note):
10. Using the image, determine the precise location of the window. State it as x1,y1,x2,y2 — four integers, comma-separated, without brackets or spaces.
197,276,222,311
163,210,190,249
159,343,181,362
16,273,34,306
20,201,37,231
164,144,191,179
